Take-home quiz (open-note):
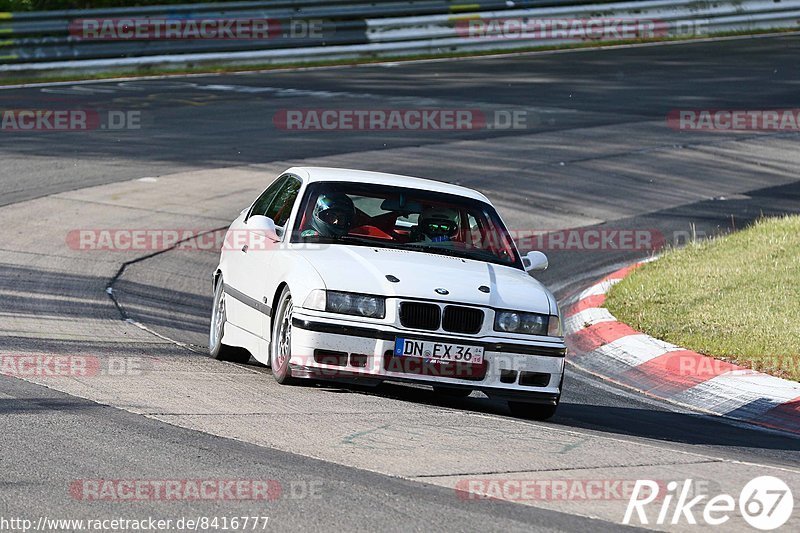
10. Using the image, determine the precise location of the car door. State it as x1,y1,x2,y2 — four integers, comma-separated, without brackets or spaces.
232,175,302,339
224,176,287,334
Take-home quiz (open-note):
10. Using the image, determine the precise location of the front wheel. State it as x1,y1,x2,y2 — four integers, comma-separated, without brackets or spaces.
270,286,299,385
508,401,558,421
209,278,251,364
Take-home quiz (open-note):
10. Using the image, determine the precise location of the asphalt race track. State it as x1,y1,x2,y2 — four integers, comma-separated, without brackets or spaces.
1,34,799,531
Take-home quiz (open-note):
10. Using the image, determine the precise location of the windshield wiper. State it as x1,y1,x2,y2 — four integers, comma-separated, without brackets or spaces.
405,243,468,259
335,235,404,249
406,243,512,265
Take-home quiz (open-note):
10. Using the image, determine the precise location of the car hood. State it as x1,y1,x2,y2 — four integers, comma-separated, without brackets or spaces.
304,245,554,314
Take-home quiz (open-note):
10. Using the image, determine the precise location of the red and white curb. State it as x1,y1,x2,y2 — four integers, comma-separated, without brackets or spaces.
563,262,800,435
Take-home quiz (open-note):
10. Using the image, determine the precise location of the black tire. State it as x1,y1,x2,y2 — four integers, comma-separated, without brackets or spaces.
270,286,299,385
508,401,558,421
433,386,472,398
209,277,251,364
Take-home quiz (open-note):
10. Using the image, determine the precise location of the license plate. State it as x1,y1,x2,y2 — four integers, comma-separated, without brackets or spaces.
394,338,484,365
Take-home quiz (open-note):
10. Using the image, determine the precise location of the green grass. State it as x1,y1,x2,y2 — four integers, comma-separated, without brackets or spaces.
605,216,800,382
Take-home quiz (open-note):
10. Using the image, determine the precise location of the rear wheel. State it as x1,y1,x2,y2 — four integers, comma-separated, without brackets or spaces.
433,386,472,398
507,401,558,421
270,286,299,385
209,278,251,364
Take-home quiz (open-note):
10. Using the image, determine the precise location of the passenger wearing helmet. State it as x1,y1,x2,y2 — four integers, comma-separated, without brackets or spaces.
415,207,460,243
301,192,356,238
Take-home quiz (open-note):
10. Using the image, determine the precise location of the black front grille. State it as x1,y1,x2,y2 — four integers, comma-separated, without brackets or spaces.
442,306,484,334
399,302,440,330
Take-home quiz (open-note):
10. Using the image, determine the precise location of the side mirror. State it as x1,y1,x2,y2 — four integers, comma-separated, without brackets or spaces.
247,215,279,242
523,251,548,272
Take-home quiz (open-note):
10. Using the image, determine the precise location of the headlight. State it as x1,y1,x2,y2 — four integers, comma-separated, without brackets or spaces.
325,291,385,319
496,312,521,332
494,311,550,335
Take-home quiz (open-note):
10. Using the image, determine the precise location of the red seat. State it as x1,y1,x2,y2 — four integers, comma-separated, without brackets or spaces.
350,225,392,239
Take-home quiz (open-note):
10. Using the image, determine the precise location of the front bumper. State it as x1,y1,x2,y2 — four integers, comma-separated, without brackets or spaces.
289,312,566,405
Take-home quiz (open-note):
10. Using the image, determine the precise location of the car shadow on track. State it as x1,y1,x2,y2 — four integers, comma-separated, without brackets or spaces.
554,402,800,451
252,372,800,453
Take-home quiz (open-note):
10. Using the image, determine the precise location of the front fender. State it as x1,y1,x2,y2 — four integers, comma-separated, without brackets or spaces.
268,251,326,315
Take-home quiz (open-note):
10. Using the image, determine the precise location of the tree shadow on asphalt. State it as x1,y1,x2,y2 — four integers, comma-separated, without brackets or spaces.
0,397,100,415
0,262,212,345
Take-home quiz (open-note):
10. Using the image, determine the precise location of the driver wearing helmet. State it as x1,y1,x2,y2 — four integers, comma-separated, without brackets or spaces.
301,192,356,238
415,207,460,243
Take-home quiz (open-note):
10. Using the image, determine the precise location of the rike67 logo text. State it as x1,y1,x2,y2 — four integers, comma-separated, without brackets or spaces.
624,476,793,530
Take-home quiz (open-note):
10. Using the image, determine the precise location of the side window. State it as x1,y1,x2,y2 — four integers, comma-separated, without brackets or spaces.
466,214,480,247
265,177,302,228
247,176,287,221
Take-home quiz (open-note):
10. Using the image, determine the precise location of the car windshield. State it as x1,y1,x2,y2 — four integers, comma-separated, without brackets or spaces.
291,181,522,268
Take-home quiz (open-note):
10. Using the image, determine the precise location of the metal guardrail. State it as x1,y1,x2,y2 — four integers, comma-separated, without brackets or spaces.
0,1,618,65
0,0,798,73
367,0,800,48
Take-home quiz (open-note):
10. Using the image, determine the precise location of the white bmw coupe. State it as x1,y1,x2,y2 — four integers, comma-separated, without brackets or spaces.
210,167,566,419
